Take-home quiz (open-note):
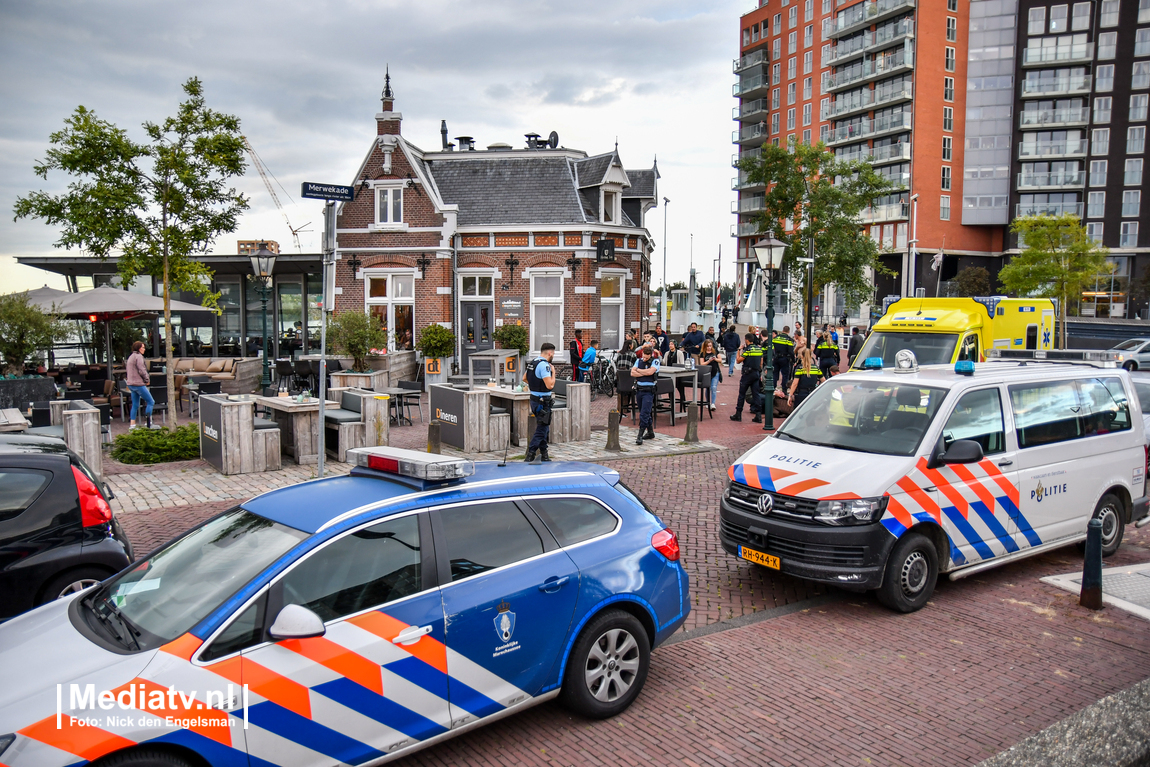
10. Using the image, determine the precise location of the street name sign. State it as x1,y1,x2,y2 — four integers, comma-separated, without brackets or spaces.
301,182,355,202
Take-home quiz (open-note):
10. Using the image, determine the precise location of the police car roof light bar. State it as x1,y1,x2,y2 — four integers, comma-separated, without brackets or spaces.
985,349,1119,368
348,447,475,482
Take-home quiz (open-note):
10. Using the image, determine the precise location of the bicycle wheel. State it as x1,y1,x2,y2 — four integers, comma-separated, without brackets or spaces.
603,366,616,397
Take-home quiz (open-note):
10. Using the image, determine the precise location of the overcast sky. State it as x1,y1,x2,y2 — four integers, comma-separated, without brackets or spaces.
0,0,743,293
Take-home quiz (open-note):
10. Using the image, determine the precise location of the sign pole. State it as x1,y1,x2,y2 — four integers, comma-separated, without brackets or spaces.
317,200,334,478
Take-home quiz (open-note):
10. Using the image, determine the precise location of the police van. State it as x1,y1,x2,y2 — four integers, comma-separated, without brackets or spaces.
720,349,1150,612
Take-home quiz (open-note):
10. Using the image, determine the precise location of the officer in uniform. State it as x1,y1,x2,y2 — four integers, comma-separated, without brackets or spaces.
815,330,839,378
730,333,764,422
525,342,557,462
631,344,660,444
771,326,795,394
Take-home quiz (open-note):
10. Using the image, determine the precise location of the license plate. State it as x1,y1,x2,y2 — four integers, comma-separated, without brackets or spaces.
739,545,780,570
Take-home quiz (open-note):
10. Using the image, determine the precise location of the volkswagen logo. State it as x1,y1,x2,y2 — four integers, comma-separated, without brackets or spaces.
756,493,774,515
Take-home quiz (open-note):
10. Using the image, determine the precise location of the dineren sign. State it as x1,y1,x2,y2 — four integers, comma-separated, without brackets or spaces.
59,682,248,729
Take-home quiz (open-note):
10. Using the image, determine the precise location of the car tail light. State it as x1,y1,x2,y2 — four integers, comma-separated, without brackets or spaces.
651,528,680,561
73,465,112,528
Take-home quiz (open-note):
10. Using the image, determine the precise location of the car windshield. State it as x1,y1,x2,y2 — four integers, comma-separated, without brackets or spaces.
776,378,950,456
854,331,958,368
84,508,306,651
1113,339,1144,351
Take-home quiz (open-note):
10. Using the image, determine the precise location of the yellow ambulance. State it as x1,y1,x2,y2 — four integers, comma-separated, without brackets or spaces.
850,297,1056,370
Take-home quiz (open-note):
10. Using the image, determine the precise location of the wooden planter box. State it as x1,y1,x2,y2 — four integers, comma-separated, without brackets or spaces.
330,369,389,391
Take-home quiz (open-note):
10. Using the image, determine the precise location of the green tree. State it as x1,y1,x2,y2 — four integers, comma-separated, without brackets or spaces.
0,292,71,376
739,139,894,319
329,310,388,372
14,78,248,426
998,214,1112,348
953,266,991,297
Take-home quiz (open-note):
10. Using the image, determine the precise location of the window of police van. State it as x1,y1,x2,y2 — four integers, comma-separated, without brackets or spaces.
778,378,949,456
940,387,1005,454
1009,377,1131,448
855,331,958,367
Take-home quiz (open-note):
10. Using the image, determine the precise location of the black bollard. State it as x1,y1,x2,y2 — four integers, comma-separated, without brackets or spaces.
606,409,621,451
685,403,699,443
427,420,442,455
1079,516,1104,610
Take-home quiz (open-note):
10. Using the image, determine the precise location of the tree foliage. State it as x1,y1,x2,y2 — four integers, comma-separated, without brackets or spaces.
0,292,72,376
739,139,894,315
998,214,1112,348
492,324,529,357
14,77,248,425
329,311,388,372
953,266,991,297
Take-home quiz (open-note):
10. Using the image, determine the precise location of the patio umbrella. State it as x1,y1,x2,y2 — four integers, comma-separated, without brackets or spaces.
22,285,73,312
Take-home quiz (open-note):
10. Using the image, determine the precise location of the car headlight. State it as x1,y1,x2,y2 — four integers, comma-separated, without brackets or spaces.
814,496,888,525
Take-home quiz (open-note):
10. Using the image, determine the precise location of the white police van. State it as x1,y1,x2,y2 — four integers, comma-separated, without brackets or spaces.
720,349,1150,612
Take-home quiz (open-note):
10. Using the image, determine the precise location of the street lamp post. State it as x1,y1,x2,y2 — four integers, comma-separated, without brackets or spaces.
753,236,787,432
802,179,815,345
249,242,277,389
662,197,670,329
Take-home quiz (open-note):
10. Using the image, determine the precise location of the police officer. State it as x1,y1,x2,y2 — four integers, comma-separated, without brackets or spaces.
525,342,557,462
730,333,764,423
631,343,660,444
815,330,839,378
787,347,825,409
772,325,795,393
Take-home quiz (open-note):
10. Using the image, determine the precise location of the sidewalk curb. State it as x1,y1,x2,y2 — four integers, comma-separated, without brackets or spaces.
977,676,1150,767
661,593,840,647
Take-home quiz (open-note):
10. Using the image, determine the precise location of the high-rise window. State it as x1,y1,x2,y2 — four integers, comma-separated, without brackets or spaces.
788,82,796,104
1029,6,1047,34
1091,159,1109,185
805,0,814,21
1141,0,1150,21
1138,29,1150,56
803,103,812,125
787,108,796,130
943,106,953,131
1072,2,1092,29
1097,65,1115,92
1094,128,1111,154
947,17,958,41
1121,222,1140,247
1132,94,1149,121
1129,126,1147,153
789,31,797,53
944,77,955,101
803,129,812,144
1095,97,1113,123
942,136,952,161
945,47,956,72
822,0,831,14
1089,191,1107,217
1050,4,1069,31
789,6,798,28
803,76,812,99
1123,189,1142,216
774,38,782,59
1087,222,1105,242
789,56,797,79
773,63,781,84
940,195,951,220
772,88,781,109
948,0,957,9
772,113,780,133
805,24,814,47
804,51,813,74
744,28,751,46
1125,158,1143,184
774,13,782,34
1134,62,1150,90
1098,32,1118,59
752,25,759,42
942,166,952,190
1101,0,1120,26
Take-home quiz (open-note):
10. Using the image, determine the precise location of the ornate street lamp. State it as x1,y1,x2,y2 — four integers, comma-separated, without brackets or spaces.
249,242,277,388
753,236,786,432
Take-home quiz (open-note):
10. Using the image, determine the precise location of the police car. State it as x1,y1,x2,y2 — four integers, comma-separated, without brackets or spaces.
720,349,1150,612
0,448,688,767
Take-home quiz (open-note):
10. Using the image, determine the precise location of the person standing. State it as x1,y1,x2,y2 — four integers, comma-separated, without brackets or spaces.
730,333,764,422
664,340,687,367
787,347,825,410
631,344,660,444
569,330,585,383
126,340,154,430
699,338,721,411
705,326,717,343
847,326,864,366
815,330,839,378
525,343,557,462
722,325,741,377
771,325,795,394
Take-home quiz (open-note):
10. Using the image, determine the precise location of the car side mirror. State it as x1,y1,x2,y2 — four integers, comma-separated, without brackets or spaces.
268,604,326,641
941,439,984,465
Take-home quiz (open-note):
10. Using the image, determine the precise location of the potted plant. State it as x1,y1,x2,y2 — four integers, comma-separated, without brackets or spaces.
328,311,390,390
416,323,456,391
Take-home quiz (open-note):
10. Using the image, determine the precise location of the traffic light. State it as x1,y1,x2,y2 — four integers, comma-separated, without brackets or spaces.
696,290,706,311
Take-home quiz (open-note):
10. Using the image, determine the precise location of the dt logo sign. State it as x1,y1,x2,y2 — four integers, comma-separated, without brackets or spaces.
425,358,441,375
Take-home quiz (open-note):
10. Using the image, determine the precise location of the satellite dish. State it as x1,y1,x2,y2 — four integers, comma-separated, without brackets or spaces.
548,131,559,149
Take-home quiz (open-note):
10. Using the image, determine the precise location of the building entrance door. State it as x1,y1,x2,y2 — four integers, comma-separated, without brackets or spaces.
461,301,494,377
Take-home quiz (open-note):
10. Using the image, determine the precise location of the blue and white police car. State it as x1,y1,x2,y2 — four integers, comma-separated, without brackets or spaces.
0,447,689,767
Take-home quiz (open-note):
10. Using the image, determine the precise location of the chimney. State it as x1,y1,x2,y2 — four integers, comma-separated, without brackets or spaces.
455,136,474,152
377,66,401,136
441,120,449,150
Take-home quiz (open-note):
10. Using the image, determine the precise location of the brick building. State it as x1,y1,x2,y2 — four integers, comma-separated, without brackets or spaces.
332,77,659,367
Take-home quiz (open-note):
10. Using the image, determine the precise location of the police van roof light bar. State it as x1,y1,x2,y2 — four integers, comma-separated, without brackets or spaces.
348,447,475,482
985,349,1119,368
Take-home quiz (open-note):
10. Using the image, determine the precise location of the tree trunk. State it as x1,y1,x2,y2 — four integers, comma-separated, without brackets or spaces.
163,252,177,428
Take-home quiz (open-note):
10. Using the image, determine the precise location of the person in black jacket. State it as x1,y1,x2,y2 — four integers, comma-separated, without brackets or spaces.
847,326,865,366
722,326,742,377
815,330,839,378
787,348,825,410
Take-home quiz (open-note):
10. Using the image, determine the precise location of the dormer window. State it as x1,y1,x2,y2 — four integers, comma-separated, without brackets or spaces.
376,187,403,225
602,190,618,224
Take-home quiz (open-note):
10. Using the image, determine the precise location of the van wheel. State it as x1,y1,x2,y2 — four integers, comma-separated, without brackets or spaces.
1123,360,1138,371
1093,493,1125,557
559,609,650,719
92,747,193,767
876,533,938,613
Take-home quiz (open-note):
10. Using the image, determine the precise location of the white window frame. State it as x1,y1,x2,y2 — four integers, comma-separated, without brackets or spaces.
529,270,566,356
363,269,416,350
601,188,621,224
458,271,496,300
940,195,951,220
947,16,958,41
598,269,628,352
945,46,956,72
373,186,406,231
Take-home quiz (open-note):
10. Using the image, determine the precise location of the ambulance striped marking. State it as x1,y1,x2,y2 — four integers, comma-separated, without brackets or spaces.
208,654,313,720
18,716,136,763
347,611,449,675
896,477,942,523
942,507,996,561
279,636,384,696
970,501,1021,554
313,677,448,741
996,494,1043,547
246,699,386,766
774,478,830,496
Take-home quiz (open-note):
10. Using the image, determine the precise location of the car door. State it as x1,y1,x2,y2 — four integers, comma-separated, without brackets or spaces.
225,511,450,766
1137,341,1150,368
432,499,579,729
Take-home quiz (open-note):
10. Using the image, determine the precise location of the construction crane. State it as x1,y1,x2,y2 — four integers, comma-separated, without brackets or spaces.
241,136,310,253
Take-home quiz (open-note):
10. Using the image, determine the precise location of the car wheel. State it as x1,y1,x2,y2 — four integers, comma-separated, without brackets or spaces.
875,532,938,613
92,747,194,767
1123,360,1137,371
559,609,650,719
1093,492,1125,557
37,566,111,605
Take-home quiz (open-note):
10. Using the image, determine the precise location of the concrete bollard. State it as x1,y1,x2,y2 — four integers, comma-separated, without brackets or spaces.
685,403,699,443
606,409,621,451
1079,516,1104,610
427,420,442,455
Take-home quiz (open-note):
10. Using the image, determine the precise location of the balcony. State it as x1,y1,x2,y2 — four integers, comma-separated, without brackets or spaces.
1016,171,1086,189
858,202,910,223
822,81,913,120
1016,202,1084,217
827,18,915,66
1019,107,1090,128
834,141,912,165
734,49,769,73
825,45,913,93
825,112,913,146
1021,75,1091,97
828,0,916,39
732,197,767,213
734,74,770,98
1022,42,1094,67
1018,140,1088,158
734,99,770,122
733,148,762,168
733,123,770,146
732,221,764,237
733,173,767,190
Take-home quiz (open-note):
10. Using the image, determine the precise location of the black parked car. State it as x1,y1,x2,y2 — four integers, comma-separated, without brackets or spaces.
0,433,132,619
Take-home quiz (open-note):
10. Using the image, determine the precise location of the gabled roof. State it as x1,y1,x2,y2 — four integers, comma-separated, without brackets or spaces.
427,157,590,226
572,150,630,189
624,168,658,199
